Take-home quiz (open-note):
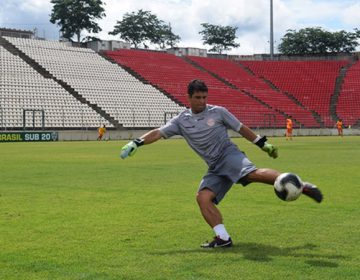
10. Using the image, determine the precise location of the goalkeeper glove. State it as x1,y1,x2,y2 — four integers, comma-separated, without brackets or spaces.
253,135,278,159
120,138,144,159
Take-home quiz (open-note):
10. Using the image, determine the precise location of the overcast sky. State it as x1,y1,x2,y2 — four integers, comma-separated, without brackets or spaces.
1,0,360,54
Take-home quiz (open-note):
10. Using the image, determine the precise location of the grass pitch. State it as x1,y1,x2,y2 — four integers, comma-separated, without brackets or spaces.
1,136,360,280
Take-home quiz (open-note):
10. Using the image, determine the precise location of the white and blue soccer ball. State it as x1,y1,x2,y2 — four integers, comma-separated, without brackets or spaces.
274,173,303,201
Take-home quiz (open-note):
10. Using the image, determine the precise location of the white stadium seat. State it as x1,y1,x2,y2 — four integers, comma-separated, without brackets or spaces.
3,37,184,128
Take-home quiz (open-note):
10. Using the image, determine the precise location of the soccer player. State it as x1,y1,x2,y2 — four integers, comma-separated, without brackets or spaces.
120,80,323,248
97,124,106,141
336,119,343,137
286,116,293,140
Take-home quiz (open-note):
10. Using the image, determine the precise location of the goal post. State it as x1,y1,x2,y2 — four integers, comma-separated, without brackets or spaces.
23,109,45,130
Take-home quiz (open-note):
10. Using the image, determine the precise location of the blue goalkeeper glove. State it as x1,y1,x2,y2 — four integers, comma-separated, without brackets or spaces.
120,138,144,159
254,136,278,159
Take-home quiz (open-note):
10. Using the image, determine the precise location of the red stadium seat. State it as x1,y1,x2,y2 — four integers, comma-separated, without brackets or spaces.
187,56,320,128
105,49,286,128
337,61,360,126
241,60,349,127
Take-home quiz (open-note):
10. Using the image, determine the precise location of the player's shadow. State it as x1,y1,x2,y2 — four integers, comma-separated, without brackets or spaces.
152,242,345,268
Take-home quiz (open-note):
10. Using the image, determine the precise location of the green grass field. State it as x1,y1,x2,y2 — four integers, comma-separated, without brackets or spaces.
1,136,360,280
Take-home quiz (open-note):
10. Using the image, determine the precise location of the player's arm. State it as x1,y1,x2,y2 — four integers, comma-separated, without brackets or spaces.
238,124,257,142
140,129,163,144
120,129,163,159
239,125,278,159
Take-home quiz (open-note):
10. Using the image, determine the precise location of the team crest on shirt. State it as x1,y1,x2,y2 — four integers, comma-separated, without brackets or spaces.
207,118,215,127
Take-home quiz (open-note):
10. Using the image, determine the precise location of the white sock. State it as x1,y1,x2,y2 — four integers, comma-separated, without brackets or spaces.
213,224,230,241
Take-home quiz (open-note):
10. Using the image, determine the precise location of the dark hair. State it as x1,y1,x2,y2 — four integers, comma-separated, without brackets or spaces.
187,79,208,96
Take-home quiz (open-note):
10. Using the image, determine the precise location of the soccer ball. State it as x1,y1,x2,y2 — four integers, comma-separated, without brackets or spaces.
274,173,303,201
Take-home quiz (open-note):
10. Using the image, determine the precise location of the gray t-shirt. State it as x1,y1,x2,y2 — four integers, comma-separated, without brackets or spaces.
159,105,243,167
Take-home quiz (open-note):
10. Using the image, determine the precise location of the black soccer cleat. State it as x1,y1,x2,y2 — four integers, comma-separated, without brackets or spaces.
201,236,233,248
302,182,323,203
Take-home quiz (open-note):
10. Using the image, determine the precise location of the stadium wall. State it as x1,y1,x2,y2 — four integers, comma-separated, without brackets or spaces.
37,128,360,141
208,53,356,62
0,129,358,142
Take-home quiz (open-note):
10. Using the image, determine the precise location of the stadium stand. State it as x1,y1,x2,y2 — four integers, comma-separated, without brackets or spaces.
105,49,286,128
187,56,320,127
0,45,111,129
336,60,360,126
3,37,184,128
240,60,349,127
1,36,358,131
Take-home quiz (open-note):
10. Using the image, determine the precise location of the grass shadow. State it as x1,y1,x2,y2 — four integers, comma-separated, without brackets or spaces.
151,242,346,267
305,260,339,268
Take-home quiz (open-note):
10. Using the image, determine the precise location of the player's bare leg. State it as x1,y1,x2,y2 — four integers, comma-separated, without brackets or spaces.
245,168,281,185
197,189,222,227
286,130,293,140
197,189,232,248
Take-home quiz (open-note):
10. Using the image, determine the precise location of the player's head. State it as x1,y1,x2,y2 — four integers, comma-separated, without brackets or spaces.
188,79,208,97
187,80,208,113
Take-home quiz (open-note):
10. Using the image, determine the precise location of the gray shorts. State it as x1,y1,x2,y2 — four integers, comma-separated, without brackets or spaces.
198,149,257,204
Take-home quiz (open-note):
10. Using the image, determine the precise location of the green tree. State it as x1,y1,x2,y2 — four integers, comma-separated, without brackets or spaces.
328,30,359,53
278,27,360,55
153,23,181,49
199,23,240,54
50,0,105,44
109,10,180,49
